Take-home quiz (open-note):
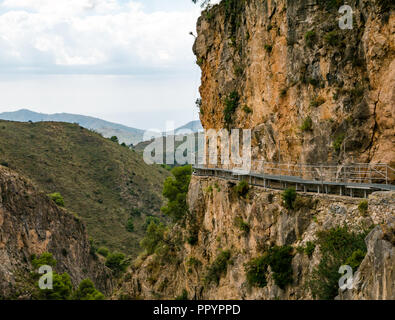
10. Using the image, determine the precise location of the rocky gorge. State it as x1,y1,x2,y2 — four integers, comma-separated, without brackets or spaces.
118,0,395,300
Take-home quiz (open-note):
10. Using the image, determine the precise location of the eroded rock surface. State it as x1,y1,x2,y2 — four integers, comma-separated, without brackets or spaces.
0,166,113,298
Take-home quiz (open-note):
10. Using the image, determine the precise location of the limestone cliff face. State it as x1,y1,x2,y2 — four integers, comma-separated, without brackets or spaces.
193,0,394,167
120,176,394,300
0,166,113,299
118,0,395,300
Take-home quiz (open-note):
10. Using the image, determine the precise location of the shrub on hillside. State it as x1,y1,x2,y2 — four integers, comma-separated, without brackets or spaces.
161,165,192,222
304,241,316,258
224,91,240,125
245,256,268,288
234,216,250,235
39,272,73,300
175,289,188,301
126,218,134,232
308,226,372,300
358,200,368,215
301,116,313,132
31,252,57,269
48,192,65,207
345,249,366,271
234,180,249,198
131,208,142,217
265,246,294,289
140,220,167,255
97,247,109,258
282,188,297,210
324,31,340,46
205,250,231,285
333,134,345,153
143,216,160,231
72,279,105,300
105,252,128,275
305,30,316,48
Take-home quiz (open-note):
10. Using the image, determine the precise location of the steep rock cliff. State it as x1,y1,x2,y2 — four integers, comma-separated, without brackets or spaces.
0,166,113,299
118,0,395,300
120,176,394,300
193,0,394,166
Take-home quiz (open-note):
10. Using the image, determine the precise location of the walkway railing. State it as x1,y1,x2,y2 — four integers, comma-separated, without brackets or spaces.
193,162,395,198
198,161,395,185
250,161,394,185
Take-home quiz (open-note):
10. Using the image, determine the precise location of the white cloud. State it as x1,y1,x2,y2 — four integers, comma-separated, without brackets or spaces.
0,0,201,73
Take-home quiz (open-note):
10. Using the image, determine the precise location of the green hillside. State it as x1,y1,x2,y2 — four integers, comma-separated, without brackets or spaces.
0,109,145,145
0,120,169,257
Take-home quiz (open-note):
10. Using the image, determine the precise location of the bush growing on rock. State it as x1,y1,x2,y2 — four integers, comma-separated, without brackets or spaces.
223,91,240,125
97,247,109,257
304,30,316,48
304,241,316,258
31,252,57,269
161,165,192,222
265,246,294,289
245,256,268,288
282,188,297,210
126,218,134,232
72,279,104,300
346,249,366,271
358,200,368,215
333,134,345,153
308,226,372,300
301,116,313,132
105,252,128,275
140,220,167,255
39,272,73,300
143,216,160,231
245,246,294,289
234,216,250,235
175,289,188,301
205,250,231,285
234,180,249,198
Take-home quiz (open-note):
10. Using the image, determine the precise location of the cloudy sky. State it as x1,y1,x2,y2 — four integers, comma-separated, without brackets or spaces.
0,0,218,130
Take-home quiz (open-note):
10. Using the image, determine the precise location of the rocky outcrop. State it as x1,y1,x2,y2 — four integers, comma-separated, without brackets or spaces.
0,166,113,299
339,213,395,300
120,176,394,300
193,0,394,167
118,0,395,300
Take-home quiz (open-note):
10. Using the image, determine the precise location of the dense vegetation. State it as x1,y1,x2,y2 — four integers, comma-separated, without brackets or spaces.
47,192,65,207
234,180,249,198
245,246,294,289
224,91,240,126
105,252,129,276
0,120,169,257
308,226,372,300
161,165,192,222
30,253,104,300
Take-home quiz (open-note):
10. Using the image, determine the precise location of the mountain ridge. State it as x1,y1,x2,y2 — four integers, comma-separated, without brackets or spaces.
0,109,202,146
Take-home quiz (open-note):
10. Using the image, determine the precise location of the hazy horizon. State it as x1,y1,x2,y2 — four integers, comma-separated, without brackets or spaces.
0,106,202,132
0,0,220,130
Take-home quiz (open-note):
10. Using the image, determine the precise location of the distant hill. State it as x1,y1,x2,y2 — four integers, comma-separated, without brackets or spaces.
0,109,203,146
0,120,170,257
0,109,146,145
135,121,203,162
172,120,203,134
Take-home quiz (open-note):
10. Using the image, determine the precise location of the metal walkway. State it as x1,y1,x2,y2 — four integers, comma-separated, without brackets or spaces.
193,164,395,198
